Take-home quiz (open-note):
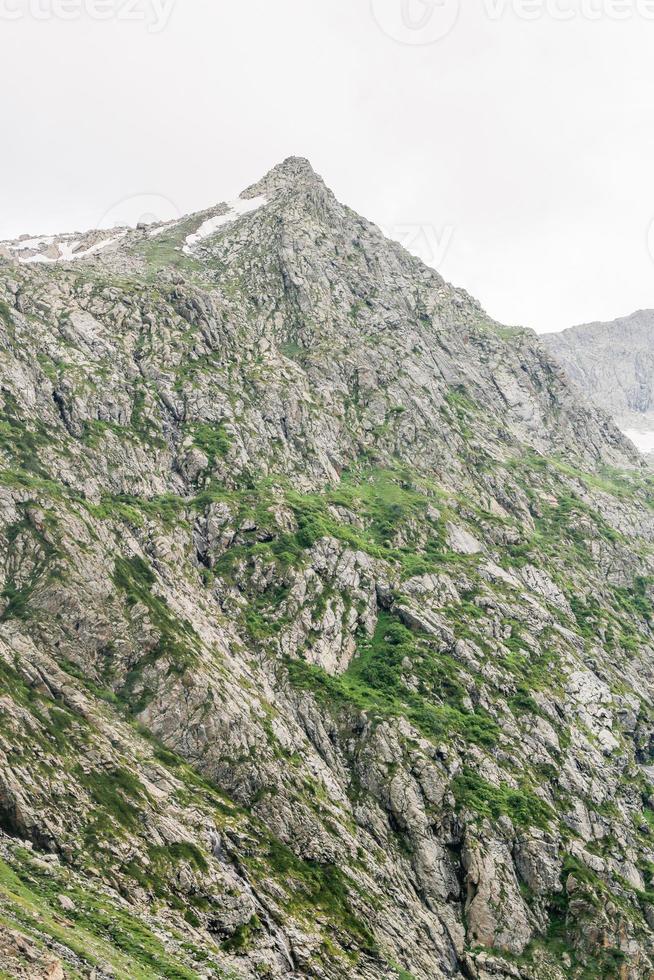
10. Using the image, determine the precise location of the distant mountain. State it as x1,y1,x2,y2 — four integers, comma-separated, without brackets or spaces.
1,158,654,980
543,310,654,454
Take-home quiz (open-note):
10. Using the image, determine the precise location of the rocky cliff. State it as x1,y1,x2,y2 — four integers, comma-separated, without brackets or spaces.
544,310,654,455
1,158,654,979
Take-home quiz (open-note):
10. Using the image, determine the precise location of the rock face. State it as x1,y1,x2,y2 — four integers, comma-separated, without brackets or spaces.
543,309,654,454
0,157,654,978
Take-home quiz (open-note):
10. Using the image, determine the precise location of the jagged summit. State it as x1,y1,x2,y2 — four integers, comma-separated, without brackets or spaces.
0,157,639,475
0,156,328,267
242,155,327,197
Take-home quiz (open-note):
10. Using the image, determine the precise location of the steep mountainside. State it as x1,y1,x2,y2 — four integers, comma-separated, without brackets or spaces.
1,158,654,980
543,310,654,454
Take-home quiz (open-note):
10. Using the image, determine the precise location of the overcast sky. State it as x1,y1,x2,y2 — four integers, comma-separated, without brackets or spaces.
2,0,654,333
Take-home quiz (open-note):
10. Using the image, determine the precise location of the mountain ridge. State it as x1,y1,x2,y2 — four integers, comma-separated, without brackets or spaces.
543,308,654,455
0,157,327,266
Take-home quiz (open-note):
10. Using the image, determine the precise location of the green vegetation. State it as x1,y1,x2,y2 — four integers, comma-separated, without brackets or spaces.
188,421,232,470
199,465,461,584
0,655,90,777
0,511,62,623
122,842,211,904
442,386,477,438
112,556,201,707
452,769,553,829
614,576,654,623
0,299,14,328
285,469,427,560
279,340,306,360
136,229,203,278
193,465,462,642
288,612,499,748
2,262,654,980
264,839,377,953
391,968,417,980
0,575,39,623
87,492,187,528
81,418,132,448
129,386,166,446
532,854,631,978
222,915,262,953
78,766,149,842
0,390,51,476
0,852,204,979
496,623,565,708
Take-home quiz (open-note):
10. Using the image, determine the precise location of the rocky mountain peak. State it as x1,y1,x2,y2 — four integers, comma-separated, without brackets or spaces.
0,162,654,980
242,155,327,199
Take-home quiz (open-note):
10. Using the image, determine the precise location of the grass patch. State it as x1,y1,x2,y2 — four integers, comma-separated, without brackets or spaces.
188,422,232,471
0,853,203,979
452,768,553,829
265,840,377,953
112,556,201,707
288,612,498,748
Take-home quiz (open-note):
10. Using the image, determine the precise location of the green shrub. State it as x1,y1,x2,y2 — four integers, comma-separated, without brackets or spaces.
189,422,232,469
452,769,552,829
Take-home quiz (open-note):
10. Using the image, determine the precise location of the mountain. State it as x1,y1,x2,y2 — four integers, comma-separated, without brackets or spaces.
0,157,654,979
543,310,654,455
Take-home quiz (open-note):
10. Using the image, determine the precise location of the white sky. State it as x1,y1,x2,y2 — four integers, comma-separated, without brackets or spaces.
2,0,654,333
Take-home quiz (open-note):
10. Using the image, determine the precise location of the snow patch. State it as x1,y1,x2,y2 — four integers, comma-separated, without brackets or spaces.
182,195,267,254
8,232,126,265
148,222,174,238
2,192,268,264
11,236,56,251
623,428,654,454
